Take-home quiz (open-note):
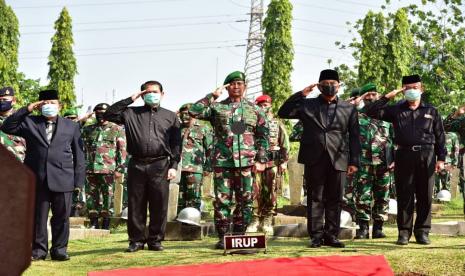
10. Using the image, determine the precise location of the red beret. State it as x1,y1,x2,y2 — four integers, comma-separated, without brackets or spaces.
255,94,272,104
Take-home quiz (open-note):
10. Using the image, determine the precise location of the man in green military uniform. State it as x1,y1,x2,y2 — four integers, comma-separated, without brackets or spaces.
248,94,289,236
0,87,26,161
352,83,394,239
289,121,303,142
444,107,465,214
178,103,213,212
435,131,459,195
82,103,127,229
190,71,269,249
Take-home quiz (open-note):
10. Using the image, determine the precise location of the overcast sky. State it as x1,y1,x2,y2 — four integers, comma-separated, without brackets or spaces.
9,0,420,113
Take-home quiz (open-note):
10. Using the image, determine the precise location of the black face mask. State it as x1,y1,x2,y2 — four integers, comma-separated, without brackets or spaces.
363,99,374,105
95,113,105,123
0,101,12,112
320,85,337,97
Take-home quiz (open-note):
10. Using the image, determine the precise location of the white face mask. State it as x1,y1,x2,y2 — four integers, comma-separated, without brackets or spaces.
143,92,161,106
41,103,59,117
404,89,422,101
356,100,365,111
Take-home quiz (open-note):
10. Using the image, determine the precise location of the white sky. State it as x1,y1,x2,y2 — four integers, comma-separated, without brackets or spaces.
9,0,421,113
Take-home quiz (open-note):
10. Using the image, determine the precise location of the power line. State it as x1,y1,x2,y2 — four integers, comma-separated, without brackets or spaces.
20,39,246,54
12,0,186,9
20,14,246,27
21,19,248,35
293,27,351,38
21,44,246,60
294,2,365,16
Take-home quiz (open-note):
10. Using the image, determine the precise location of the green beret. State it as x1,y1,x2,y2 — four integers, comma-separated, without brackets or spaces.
350,88,361,98
360,83,377,93
63,108,78,117
179,103,192,111
223,71,245,85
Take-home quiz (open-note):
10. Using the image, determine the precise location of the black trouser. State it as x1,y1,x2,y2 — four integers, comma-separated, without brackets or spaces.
33,184,72,257
127,158,169,245
305,153,346,239
394,149,435,237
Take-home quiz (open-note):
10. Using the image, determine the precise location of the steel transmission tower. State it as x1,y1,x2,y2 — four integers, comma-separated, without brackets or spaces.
244,0,264,100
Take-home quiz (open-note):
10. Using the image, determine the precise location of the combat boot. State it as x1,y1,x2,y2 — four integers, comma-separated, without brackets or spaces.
246,216,260,233
355,220,369,239
89,217,99,229
262,215,274,237
101,217,111,230
372,220,386,239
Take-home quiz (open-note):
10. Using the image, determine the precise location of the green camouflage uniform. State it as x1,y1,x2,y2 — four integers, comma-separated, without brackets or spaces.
179,120,213,212
0,112,26,162
435,132,459,194
253,114,289,219
82,122,127,218
190,94,269,234
289,120,303,142
444,113,465,198
353,112,394,222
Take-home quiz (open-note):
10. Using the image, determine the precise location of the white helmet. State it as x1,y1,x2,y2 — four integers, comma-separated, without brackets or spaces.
301,196,307,206
121,207,128,219
340,210,353,228
436,190,451,202
176,207,201,226
388,199,397,215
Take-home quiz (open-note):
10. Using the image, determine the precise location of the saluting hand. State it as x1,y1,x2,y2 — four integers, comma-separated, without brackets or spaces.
212,84,230,99
453,106,465,117
353,93,367,106
27,101,44,112
131,89,147,101
302,83,318,97
385,88,404,99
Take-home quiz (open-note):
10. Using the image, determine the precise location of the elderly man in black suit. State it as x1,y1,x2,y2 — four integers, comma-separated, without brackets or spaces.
278,69,361,248
1,90,85,261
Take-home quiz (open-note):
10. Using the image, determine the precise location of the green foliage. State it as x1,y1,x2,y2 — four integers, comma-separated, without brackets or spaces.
47,7,78,113
15,72,43,107
0,0,19,91
262,0,294,115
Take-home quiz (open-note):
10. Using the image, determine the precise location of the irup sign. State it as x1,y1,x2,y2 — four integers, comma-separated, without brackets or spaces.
224,234,266,250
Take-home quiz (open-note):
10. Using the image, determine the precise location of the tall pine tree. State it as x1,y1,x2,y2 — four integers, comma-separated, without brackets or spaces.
262,0,294,113
47,7,77,112
0,0,19,91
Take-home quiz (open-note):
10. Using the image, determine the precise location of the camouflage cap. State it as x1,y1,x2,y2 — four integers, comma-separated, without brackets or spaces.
223,71,245,85
64,108,78,117
0,86,15,96
179,103,192,111
360,83,377,94
93,103,109,112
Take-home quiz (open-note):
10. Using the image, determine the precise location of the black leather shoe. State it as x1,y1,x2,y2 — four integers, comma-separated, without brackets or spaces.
414,232,431,245
31,255,46,261
323,237,345,248
51,253,70,261
396,235,409,245
215,240,225,250
148,243,164,251
309,238,322,248
125,242,144,253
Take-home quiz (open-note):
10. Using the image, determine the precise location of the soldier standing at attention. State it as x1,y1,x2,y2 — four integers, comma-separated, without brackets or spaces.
364,74,446,245
248,94,289,236
82,103,127,229
189,71,269,249
352,83,394,239
0,86,26,161
177,103,213,212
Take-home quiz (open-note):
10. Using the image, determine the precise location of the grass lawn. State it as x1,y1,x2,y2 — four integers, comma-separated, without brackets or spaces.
24,199,465,276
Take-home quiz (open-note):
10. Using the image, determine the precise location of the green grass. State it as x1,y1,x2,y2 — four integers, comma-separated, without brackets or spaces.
23,223,465,276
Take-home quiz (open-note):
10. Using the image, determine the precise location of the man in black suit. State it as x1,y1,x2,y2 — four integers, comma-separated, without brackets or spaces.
1,90,85,261
278,69,360,248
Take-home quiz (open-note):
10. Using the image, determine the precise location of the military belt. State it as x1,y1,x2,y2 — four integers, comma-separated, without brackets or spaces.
396,145,434,152
132,156,168,164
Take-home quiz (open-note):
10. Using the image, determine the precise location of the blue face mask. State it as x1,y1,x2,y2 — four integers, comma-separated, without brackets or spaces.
41,103,59,117
404,89,422,101
143,92,161,106
0,100,12,112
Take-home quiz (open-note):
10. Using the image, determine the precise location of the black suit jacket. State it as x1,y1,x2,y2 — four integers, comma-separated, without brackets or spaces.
1,107,85,192
278,92,361,171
